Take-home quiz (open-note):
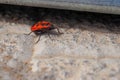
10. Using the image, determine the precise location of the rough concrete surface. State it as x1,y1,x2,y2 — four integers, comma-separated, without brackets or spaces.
0,4,120,80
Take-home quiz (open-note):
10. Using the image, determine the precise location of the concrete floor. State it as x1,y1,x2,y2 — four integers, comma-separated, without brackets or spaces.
0,4,120,80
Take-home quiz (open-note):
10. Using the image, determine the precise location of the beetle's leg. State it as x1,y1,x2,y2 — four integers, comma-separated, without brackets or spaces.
47,33,52,40
41,29,53,40
46,30,52,40
26,31,32,35
35,35,41,44
56,26,61,34
53,25,63,34
44,29,54,40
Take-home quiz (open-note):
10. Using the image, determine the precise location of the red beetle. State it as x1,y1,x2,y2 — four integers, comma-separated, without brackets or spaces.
28,21,62,43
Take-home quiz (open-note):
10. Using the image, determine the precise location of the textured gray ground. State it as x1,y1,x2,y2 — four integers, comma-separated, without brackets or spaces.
0,4,120,80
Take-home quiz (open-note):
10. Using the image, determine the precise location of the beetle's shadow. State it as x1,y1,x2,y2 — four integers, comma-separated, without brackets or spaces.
36,30,62,36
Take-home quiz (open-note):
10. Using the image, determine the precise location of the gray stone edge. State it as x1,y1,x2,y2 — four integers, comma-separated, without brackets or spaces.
0,0,120,14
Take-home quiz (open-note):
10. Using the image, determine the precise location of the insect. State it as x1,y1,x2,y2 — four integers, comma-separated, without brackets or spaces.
27,21,62,43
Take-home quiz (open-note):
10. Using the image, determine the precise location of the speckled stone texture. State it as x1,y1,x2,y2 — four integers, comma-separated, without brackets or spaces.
0,4,120,80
